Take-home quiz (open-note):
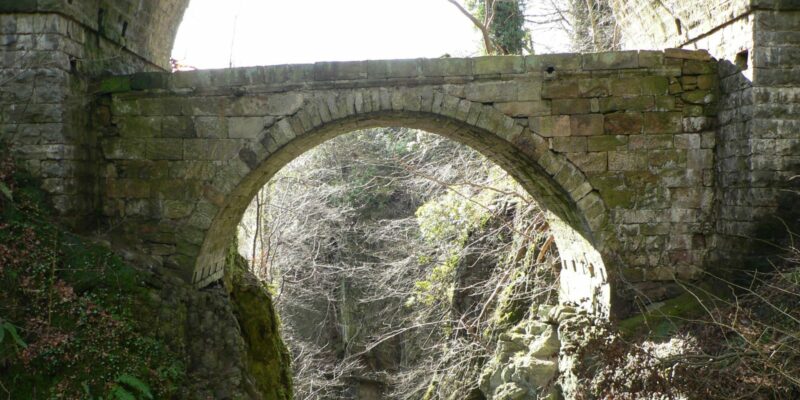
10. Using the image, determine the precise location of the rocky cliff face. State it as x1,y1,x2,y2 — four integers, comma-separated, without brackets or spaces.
120,246,294,400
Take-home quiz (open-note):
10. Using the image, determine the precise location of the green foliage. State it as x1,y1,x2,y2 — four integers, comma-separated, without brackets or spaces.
467,0,529,54
408,254,460,307
0,154,186,398
0,181,11,201
113,374,154,400
0,319,27,349
416,189,490,246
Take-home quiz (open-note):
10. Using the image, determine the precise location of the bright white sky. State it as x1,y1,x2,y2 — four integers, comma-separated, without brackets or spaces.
172,0,486,69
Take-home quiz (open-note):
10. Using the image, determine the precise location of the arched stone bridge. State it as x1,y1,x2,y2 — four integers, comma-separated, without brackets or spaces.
94,51,718,317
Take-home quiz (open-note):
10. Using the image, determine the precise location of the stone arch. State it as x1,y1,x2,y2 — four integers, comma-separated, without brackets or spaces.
192,89,612,317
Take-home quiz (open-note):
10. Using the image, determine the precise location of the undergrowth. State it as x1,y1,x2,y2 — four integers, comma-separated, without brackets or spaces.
0,153,186,399
570,247,800,400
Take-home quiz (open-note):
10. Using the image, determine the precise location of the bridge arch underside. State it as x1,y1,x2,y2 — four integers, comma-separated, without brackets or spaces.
194,109,612,317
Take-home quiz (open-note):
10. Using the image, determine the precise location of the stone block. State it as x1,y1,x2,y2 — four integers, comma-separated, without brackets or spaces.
130,72,169,90
598,96,654,112
687,149,714,169
610,78,641,96
101,138,146,160
552,98,590,114
542,80,579,99
551,136,587,152
664,48,711,61
683,60,716,75
604,112,643,135
106,179,150,198
170,69,213,88
465,81,518,102
582,51,639,70
161,116,195,138
366,59,420,79
608,151,646,171
210,68,257,87
526,53,581,71
578,78,611,97
194,116,227,138
647,149,684,168
682,117,714,132
628,134,674,150
588,135,627,152
601,188,636,208
153,179,202,200
674,134,702,149
681,76,698,91
265,93,304,116
473,56,524,75
494,101,550,117
516,81,542,101
567,152,607,172
681,90,715,105
228,117,270,139
701,132,716,148
97,76,131,94
640,76,669,95
570,114,603,136
137,97,183,116
421,57,471,76
654,96,677,111
638,51,664,68
643,112,682,134
313,61,366,81
118,116,161,138
146,139,183,160
529,115,570,137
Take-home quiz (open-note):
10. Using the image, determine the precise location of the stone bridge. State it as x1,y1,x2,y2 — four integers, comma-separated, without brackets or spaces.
93,51,718,317
2,0,798,321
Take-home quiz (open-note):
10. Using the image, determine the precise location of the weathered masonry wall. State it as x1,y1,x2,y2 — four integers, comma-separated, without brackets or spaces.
0,0,188,70
0,12,167,227
613,0,800,274
1,0,187,227
729,7,800,267
611,0,752,51
94,51,718,316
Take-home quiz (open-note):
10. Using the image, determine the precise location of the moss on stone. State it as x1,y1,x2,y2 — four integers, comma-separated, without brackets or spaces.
98,76,132,94
224,246,294,400
618,287,713,338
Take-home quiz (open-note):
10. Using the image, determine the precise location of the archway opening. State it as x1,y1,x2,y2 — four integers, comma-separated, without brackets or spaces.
236,126,565,397
193,109,610,320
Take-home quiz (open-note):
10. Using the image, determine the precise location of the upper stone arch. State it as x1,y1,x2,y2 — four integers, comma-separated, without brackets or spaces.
191,88,610,315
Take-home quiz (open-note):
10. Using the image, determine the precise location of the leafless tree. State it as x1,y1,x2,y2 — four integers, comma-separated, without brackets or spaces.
237,128,559,398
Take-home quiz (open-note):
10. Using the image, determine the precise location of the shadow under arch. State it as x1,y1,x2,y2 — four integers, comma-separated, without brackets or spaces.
195,96,612,317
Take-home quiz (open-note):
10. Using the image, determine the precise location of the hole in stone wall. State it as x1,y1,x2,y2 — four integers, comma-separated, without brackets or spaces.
735,50,749,70
675,18,682,35
546,66,555,74
122,21,128,38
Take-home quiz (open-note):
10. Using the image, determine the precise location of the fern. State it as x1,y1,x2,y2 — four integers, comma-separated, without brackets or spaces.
0,181,11,201
0,320,26,348
115,374,153,400
111,386,136,400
